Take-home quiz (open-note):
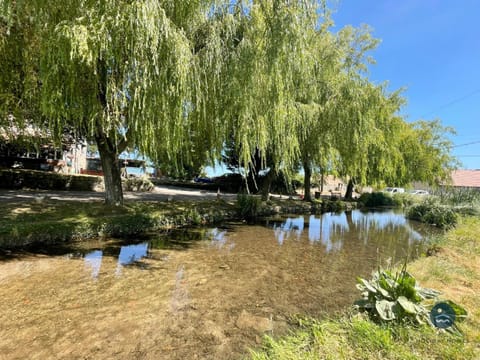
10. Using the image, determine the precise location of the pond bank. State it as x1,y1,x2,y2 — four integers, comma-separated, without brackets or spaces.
0,194,358,249
0,199,237,249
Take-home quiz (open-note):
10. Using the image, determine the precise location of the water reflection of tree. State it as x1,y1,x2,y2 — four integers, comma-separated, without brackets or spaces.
272,210,424,262
273,217,305,245
345,210,423,263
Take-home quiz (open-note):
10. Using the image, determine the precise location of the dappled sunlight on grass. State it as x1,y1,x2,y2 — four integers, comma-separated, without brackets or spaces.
0,199,238,248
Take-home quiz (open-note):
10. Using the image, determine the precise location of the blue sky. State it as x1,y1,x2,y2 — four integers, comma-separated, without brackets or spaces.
329,0,480,169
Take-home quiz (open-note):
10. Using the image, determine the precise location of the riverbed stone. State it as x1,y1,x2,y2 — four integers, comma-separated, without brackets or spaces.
235,310,273,333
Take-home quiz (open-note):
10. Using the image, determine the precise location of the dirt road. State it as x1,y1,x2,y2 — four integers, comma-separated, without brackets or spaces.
0,185,238,203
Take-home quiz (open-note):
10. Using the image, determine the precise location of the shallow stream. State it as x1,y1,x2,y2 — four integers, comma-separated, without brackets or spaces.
0,209,431,359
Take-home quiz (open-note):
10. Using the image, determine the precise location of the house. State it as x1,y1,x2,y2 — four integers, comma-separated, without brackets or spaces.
449,169,480,190
0,121,87,173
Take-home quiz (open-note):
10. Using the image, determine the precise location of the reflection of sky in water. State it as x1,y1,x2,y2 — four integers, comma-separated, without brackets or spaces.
116,242,149,276
84,250,103,279
84,243,150,278
308,213,348,252
117,242,149,265
273,216,304,245
206,228,234,251
273,210,423,251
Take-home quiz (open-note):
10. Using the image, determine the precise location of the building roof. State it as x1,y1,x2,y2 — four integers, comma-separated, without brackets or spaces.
450,170,480,188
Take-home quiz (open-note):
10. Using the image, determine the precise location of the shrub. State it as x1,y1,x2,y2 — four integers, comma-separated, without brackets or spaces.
407,199,458,229
321,199,345,212
438,187,480,206
392,193,415,207
0,169,101,191
214,173,245,193
122,176,154,192
358,192,396,207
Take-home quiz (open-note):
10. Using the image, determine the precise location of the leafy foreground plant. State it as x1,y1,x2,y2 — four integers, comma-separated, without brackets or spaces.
355,265,467,328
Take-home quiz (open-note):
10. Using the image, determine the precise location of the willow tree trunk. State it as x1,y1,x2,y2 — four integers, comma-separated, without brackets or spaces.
260,168,275,201
96,136,124,206
303,161,312,202
320,168,324,193
345,178,354,200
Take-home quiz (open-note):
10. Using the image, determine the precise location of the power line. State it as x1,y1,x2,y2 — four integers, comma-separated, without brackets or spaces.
456,155,480,157
421,88,480,118
453,140,480,148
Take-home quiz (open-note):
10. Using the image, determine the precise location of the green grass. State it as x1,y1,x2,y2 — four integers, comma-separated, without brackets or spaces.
0,199,237,248
250,314,475,360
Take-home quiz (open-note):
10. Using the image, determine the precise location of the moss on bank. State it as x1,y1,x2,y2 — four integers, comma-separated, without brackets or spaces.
250,216,480,360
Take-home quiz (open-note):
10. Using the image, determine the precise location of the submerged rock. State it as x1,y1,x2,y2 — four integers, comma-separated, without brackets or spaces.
235,310,273,333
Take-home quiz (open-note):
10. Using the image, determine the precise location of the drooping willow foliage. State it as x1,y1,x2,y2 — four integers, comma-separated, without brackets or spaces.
0,0,322,174
0,0,457,203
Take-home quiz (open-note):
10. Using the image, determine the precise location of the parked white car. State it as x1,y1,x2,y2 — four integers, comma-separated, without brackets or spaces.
383,187,405,194
409,189,429,196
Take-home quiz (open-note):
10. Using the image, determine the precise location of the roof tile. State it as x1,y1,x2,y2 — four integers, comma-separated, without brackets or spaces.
450,170,480,188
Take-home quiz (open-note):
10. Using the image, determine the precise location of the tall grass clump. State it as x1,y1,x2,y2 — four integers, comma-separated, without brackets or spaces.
122,176,155,192
237,193,262,219
437,187,480,206
439,188,480,216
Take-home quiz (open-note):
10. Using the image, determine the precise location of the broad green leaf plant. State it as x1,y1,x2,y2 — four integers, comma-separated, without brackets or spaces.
355,264,467,329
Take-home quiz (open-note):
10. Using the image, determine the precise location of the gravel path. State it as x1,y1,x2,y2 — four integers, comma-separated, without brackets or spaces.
0,185,238,203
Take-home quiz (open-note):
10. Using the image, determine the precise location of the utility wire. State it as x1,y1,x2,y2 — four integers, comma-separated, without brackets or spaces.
421,88,480,118
452,140,480,148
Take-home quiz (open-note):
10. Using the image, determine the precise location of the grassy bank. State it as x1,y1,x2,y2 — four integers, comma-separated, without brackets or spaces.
0,199,238,248
250,216,480,360
0,194,359,249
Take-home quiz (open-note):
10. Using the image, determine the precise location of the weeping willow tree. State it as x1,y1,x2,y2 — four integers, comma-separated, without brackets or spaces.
292,16,398,201
1,1,457,204
334,82,457,198
0,1,42,133
217,1,325,194
0,0,328,205
293,17,351,201
0,1,230,204
396,119,458,186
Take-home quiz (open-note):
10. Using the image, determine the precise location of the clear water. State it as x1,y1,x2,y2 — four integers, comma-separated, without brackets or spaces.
0,209,431,359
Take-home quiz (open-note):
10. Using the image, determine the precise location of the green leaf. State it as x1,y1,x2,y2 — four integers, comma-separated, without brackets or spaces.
358,278,378,294
397,296,416,314
377,284,392,299
417,287,441,300
375,300,396,321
